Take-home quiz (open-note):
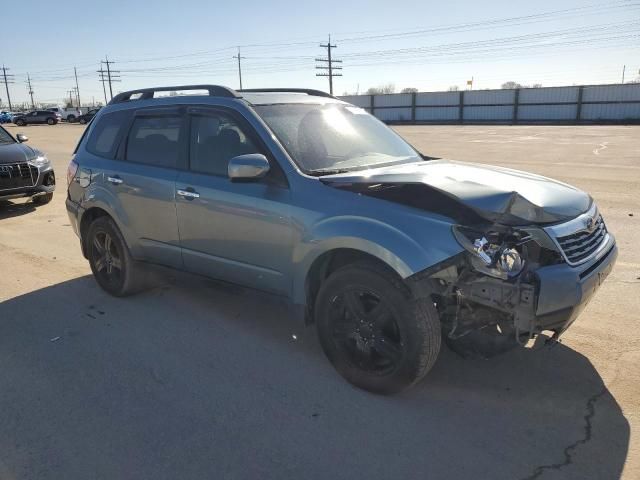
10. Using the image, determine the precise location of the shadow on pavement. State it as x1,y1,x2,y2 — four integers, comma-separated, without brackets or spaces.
0,199,36,220
0,274,630,480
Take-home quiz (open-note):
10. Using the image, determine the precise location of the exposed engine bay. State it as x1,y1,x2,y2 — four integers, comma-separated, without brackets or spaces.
408,224,565,358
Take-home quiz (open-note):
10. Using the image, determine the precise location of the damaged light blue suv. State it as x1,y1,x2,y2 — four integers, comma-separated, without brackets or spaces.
66,85,617,394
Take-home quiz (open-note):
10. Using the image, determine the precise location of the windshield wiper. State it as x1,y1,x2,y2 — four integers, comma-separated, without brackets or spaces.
308,168,352,176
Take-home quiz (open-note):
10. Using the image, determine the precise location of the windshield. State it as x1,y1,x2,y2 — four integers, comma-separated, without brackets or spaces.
254,103,421,174
0,126,15,145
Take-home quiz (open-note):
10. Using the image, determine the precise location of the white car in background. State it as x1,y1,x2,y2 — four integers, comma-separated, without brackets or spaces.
47,107,82,122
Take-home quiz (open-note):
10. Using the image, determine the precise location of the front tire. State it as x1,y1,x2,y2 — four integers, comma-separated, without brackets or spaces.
32,192,53,205
16,119,25,126
67,115,76,122
86,216,147,297
47,118,55,125
315,262,441,394
79,117,87,125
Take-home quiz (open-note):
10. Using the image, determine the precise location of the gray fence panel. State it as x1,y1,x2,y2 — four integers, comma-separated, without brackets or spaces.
340,95,372,108
374,93,413,107
339,84,640,123
518,104,578,120
416,91,459,106
519,86,579,104
465,89,515,105
415,106,459,121
581,103,640,120
464,105,513,120
582,84,640,102
375,107,413,122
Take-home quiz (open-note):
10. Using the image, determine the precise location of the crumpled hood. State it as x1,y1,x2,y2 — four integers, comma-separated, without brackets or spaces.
320,160,592,225
0,142,41,165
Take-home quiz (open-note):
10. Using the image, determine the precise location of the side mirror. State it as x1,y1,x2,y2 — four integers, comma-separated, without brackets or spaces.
16,134,28,143
228,154,270,181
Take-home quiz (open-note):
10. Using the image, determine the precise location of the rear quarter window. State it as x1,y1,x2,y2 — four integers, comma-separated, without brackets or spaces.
85,110,132,159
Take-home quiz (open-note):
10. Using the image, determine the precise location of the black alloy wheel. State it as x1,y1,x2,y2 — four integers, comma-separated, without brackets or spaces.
86,216,153,297
328,287,404,375
315,262,441,394
90,229,124,291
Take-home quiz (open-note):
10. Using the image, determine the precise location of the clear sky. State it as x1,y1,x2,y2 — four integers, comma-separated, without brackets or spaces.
2,0,639,106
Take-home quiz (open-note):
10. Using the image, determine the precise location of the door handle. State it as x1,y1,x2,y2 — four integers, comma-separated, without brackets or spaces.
107,175,123,185
177,188,200,199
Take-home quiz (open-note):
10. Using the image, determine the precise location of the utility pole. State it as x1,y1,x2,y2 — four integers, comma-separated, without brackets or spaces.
74,66,81,107
98,56,121,101
26,74,35,109
316,35,342,95
98,66,108,104
1,65,14,111
71,87,80,108
233,47,245,90
621,65,626,84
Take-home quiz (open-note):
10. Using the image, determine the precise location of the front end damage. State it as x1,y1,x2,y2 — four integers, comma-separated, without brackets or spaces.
320,159,617,357
408,213,617,358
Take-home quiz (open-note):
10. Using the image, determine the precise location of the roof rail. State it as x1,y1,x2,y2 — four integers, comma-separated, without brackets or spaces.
109,85,241,104
239,88,336,99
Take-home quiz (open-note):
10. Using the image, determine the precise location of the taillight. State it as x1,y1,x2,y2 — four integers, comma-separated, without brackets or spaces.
67,158,79,186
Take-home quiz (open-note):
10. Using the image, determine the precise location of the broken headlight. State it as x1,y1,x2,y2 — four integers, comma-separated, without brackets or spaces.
452,226,531,279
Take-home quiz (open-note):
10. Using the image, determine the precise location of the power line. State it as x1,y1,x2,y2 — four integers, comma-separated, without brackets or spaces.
316,35,342,95
1,65,15,111
233,47,245,89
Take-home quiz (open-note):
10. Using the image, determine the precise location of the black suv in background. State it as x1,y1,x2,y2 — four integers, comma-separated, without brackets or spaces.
0,125,55,204
77,108,101,125
13,110,60,126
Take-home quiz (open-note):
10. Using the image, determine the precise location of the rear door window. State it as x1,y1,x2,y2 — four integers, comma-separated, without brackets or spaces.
85,110,132,159
125,114,185,169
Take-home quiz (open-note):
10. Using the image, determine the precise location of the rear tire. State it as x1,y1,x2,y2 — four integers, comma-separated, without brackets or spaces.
67,115,76,122
16,119,25,126
32,192,53,205
315,262,441,394
86,216,149,297
46,118,55,125
79,117,87,125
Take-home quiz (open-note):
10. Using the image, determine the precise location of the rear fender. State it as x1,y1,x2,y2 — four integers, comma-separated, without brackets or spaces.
79,182,140,256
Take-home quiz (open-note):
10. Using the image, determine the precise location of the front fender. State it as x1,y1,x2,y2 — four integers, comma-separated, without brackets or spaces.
291,215,462,305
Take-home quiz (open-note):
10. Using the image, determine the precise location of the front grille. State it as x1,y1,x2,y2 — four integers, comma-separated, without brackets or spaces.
556,214,607,264
0,162,37,191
